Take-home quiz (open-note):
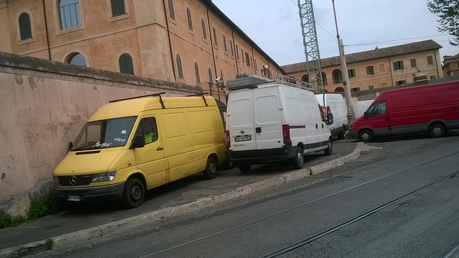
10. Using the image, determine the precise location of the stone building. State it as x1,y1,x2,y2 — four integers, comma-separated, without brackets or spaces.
282,40,443,92
0,0,284,92
443,54,459,77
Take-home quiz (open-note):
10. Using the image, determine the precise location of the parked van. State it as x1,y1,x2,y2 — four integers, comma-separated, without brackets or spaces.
226,74,333,173
53,94,226,208
348,81,459,142
316,94,348,139
355,100,374,119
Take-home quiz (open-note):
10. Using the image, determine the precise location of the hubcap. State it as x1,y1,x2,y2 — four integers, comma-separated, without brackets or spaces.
362,133,369,140
210,163,217,174
297,152,303,164
131,186,141,200
433,127,442,136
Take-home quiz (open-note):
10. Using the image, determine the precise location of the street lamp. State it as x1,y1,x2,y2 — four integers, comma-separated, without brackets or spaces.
332,0,355,123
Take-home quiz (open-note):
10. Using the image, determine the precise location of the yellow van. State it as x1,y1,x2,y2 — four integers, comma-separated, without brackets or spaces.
53,94,226,208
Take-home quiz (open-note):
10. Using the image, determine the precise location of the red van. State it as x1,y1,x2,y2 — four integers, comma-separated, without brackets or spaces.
348,81,459,142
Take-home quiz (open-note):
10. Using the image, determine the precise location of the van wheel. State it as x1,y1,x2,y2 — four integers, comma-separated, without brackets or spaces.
122,178,145,209
203,157,218,180
430,124,446,138
238,164,252,173
337,133,346,140
290,147,304,169
324,139,333,156
359,130,374,142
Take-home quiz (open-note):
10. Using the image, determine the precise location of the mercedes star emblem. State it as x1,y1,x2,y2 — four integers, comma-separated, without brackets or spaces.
69,176,77,186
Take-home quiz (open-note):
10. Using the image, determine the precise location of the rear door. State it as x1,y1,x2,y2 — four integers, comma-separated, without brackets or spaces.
253,87,283,150
227,90,257,151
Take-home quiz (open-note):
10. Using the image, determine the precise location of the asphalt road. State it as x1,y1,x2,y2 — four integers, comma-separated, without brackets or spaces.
36,134,459,258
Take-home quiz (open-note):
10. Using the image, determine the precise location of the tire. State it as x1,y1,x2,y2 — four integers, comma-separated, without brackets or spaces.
430,123,446,138
203,157,218,180
324,138,333,156
337,132,346,140
238,164,252,173
359,130,374,142
122,178,145,209
290,147,304,169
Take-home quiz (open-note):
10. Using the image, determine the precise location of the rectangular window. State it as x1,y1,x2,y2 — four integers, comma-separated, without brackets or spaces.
59,0,81,30
241,49,245,62
212,27,218,46
236,45,239,59
379,63,386,74
134,117,159,144
393,61,404,71
366,66,374,75
430,75,436,80
410,58,417,68
111,0,126,17
348,69,356,78
368,85,375,90
427,55,434,65
351,87,360,92
245,52,250,66
396,80,406,86
223,35,227,52
381,82,388,87
230,40,234,56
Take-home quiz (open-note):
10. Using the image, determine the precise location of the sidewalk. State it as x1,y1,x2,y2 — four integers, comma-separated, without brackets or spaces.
0,140,360,254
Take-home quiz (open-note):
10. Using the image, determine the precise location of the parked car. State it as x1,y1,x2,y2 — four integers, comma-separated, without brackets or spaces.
316,94,348,139
348,81,459,142
53,94,226,208
226,74,333,173
355,100,374,119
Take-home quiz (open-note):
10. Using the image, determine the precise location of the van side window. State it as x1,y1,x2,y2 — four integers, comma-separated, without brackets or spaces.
367,102,387,118
134,117,158,144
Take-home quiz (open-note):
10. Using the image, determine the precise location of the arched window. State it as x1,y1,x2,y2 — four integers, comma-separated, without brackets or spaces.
332,69,343,84
66,53,86,66
201,19,207,40
301,74,310,83
194,62,200,84
208,68,213,85
335,87,344,92
110,0,126,17
19,12,32,40
176,54,183,79
212,27,218,46
168,0,175,20
186,8,193,31
119,53,134,75
229,40,234,56
321,72,328,86
59,0,81,30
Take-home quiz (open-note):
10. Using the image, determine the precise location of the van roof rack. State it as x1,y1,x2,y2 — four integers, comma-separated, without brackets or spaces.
109,92,166,109
185,93,209,106
226,73,316,91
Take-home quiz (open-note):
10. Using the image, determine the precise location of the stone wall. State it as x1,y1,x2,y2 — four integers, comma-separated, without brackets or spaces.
0,52,200,215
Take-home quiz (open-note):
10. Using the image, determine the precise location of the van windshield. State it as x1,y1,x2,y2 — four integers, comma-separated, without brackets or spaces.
71,116,137,151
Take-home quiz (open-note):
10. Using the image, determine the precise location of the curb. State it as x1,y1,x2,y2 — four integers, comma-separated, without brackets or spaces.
0,142,365,258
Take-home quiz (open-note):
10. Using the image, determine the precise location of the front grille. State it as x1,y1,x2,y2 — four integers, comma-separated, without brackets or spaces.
58,175,93,186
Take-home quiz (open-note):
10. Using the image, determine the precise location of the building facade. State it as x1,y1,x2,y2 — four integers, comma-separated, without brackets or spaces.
0,0,283,93
443,54,459,77
282,40,443,92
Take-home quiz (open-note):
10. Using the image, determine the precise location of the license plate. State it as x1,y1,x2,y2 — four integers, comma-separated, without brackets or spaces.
235,135,251,142
67,195,81,202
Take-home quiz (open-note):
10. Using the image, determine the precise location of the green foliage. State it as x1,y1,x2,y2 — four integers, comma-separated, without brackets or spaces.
45,238,54,250
0,210,12,229
26,193,61,220
427,0,459,46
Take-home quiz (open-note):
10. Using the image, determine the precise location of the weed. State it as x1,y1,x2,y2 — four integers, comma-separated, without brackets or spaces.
0,210,12,229
27,193,61,220
45,238,54,250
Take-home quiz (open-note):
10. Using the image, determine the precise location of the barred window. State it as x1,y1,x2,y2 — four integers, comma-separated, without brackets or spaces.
19,13,32,40
59,0,81,30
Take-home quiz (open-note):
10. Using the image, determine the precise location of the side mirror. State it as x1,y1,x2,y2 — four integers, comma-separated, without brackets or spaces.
130,135,145,149
68,142,73,151
364,112,369,119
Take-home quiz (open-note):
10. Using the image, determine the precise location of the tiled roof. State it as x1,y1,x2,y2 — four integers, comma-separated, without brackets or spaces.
282,40,442,74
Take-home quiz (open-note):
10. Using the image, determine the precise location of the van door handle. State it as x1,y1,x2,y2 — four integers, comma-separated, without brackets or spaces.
256,127,262,133
316,124,318,129
156,147,164,151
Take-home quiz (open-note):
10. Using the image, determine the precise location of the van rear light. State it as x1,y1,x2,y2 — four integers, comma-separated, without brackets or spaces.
282,124,291,143
225,130,231,148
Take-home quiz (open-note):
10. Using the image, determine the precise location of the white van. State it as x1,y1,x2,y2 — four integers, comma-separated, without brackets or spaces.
226,74,333,173
355,100,374,119
316,94,348,139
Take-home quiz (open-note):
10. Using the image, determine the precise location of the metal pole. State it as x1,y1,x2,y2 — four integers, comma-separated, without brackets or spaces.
332,0,354,122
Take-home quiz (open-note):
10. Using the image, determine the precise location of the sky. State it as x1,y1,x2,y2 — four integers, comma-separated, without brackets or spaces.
212,0,459,66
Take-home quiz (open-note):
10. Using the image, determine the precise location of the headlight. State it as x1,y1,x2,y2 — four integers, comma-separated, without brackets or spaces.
92,171,116,182
54,176,60,187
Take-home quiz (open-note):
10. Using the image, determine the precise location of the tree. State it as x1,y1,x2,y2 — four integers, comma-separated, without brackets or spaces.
427,0,459,46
